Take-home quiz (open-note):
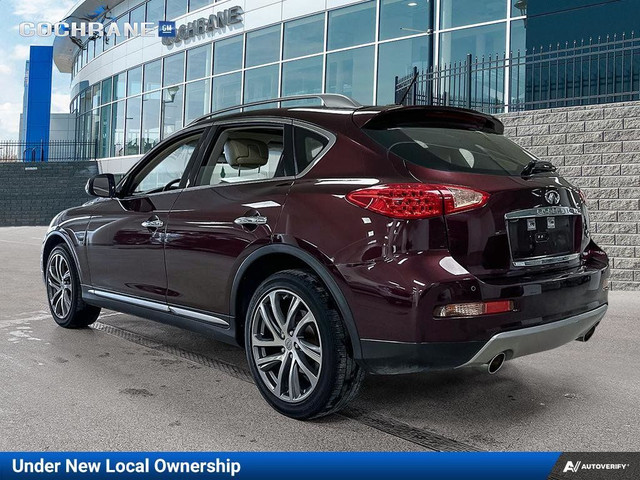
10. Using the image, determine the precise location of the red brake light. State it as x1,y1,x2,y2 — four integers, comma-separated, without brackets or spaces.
346,183,489,219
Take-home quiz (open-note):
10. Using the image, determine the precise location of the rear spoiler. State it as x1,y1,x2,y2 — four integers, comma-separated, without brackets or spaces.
354,105,504,134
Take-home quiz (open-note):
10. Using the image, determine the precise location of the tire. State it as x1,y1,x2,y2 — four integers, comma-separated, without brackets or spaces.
245,270,364,419
45,245,101,328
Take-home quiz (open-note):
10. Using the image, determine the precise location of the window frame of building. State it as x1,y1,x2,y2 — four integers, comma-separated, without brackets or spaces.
245,24,282,69
283,14,325,60
327,1,377,51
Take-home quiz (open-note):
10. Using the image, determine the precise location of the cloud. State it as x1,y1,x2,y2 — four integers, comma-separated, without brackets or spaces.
9,45,32,62
0,102,22,139
51,92,70,114
11,0,76,23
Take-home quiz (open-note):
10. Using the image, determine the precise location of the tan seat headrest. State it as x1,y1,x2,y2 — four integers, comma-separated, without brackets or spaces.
224,139,269,170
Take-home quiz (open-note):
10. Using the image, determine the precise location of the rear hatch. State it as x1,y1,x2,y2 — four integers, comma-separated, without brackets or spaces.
359,107,588,278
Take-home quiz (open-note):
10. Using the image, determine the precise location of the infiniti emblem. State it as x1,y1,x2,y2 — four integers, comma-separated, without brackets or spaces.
545,190,560,205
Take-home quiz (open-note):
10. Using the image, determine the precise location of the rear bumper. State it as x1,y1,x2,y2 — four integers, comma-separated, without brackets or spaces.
459,303,606,367
361,304,607,374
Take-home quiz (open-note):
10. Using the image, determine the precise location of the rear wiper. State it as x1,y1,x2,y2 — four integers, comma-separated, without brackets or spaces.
521,159,557,177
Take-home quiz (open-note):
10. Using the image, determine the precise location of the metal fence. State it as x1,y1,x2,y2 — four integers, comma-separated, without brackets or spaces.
395,32,640,113
0,141,97,163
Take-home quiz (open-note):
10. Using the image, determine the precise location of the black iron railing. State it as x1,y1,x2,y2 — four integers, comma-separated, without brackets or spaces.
395,32,640,113
0,141,97,163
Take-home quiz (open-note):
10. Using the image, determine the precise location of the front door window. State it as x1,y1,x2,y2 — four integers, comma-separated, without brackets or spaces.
128,133,202,195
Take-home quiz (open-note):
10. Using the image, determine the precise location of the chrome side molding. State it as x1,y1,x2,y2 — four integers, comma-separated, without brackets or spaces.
87,289,229,327
89,289,169,312
168,306,229,327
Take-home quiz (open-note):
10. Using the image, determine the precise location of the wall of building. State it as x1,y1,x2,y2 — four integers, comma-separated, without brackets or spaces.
498,101,640,290
0,162,98,227
49,114,76,142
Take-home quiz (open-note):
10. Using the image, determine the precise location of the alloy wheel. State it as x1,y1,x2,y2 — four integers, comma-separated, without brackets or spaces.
47,253,73,319
250,289,323,403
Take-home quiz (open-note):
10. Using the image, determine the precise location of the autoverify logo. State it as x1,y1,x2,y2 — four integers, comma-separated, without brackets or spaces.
563,460,631,473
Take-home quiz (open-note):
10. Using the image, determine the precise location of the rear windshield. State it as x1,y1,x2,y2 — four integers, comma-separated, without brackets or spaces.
364,127,537,176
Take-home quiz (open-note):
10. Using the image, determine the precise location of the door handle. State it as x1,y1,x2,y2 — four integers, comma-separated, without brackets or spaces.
142,218,164,229
234,216,268,226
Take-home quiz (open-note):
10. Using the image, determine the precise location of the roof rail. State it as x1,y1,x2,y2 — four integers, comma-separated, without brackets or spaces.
188,94,362,125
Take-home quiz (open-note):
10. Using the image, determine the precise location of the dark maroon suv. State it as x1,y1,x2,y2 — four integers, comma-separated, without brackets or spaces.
42,95,609,419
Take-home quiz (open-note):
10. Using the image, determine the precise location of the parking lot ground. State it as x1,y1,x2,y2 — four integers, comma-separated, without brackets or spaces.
1,226,638,451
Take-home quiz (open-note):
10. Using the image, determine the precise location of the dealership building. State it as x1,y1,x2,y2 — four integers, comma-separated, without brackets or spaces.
52,0,536,172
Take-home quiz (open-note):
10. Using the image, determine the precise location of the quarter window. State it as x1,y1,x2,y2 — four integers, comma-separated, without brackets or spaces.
294,128,329,173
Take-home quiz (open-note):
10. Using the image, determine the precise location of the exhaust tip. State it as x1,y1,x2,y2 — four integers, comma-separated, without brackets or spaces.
577,324,597,342
487,352,506,375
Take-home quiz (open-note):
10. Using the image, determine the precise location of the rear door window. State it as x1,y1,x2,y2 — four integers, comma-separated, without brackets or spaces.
194,125,294,186
364,127,537,176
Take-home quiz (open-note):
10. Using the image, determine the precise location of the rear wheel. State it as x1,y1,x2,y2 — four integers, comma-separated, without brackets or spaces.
46,245,101,328
245,270,364,419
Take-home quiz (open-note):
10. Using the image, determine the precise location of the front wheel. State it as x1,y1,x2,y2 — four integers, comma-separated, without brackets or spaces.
45,245,101,328
245,270,364,420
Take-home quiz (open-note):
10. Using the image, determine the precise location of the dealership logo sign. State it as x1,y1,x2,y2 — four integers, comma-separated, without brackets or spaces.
161,6,243,45
19,20,156,38
157,21,176,38
18,5,242,40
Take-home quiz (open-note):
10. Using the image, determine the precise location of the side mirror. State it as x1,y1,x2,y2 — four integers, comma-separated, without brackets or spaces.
86,174,116,198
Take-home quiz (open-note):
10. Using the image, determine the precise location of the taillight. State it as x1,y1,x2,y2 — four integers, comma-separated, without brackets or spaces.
345,183,489,220
578,189,587,203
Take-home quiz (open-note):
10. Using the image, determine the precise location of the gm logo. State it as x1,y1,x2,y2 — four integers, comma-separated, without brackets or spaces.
158,21,176,37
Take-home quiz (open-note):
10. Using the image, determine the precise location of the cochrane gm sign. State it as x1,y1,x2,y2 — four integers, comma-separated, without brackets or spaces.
161,6,243,45
19,5,242,40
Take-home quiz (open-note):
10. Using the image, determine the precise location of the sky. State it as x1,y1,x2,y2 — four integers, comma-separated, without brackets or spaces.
0,0,77,139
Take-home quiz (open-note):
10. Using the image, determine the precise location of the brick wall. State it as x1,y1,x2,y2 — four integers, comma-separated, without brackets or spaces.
498,101,640,290
0,161,98,227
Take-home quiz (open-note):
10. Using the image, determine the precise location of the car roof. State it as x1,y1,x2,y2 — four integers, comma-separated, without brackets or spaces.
190,104,504,135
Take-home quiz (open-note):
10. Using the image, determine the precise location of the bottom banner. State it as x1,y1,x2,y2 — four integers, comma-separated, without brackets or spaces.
1,452,638,480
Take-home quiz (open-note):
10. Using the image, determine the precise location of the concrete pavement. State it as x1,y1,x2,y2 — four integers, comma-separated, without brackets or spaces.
1,227,638,451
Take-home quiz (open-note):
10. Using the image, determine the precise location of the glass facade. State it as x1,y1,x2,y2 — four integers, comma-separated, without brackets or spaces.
326,47,375,105
72,0,525,159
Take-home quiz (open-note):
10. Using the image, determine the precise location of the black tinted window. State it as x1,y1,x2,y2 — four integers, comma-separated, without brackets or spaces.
365,127,537,176
294,128,329,174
